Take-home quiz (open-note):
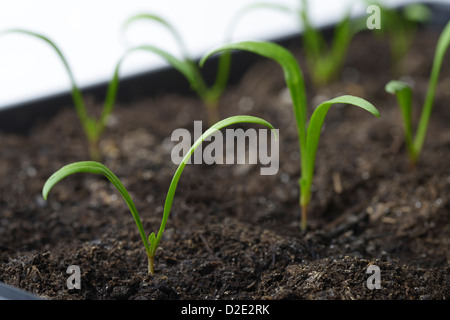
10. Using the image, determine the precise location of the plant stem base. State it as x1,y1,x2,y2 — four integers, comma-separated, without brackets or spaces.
148,256,154,275
301,204,308,231
89,140,102,162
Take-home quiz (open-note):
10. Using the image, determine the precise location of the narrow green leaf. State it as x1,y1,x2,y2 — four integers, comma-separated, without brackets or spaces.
385,81,413,121
1,29,89,129
200,41,306,158
385,80,413,152
330,15,352,66
303,9,354,86
148,232,156,251
151,115,277,255
299,0,326,61
131,44,199,91
98,54,123,134
300,95,380,205
208,51,232,103
403,4,432,23
414,20,450,154
385,79,411,95
122,13,190,60
42,161,151,255
122,12,228,108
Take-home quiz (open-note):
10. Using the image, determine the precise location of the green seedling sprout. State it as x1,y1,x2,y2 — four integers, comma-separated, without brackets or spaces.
365,1,432,76
228,0,357,87
201,41,380,231
0,29,126,161
0,29,194,161
42,115,277,274
385,20,450,166
122,13,232,125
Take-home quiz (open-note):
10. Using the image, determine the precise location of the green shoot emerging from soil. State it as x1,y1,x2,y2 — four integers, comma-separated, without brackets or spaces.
122,13,231,124
201,41,380,231
228,0,356,87
0,29,126,162
42,115,277,274
385,20,450,166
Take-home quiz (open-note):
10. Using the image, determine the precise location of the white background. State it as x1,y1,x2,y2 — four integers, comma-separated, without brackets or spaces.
0,0,440,109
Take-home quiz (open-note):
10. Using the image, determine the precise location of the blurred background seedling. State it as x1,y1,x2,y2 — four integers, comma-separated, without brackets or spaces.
0,29,128,161
364,1,432,77
122,13,232,125
229,0,359,87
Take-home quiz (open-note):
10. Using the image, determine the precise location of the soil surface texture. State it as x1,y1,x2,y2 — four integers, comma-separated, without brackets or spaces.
0,27,449,300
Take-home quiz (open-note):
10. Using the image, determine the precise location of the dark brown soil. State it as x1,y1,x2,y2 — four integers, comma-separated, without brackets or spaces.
0,26,448,302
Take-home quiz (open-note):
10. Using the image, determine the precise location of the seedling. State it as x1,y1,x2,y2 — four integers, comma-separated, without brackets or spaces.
228,0,357,87
366,1,432,76
42,115,277,274
122,13,231,124
201,41,380,230
0,29,190,161
0,29,125,161
385,20,450,166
